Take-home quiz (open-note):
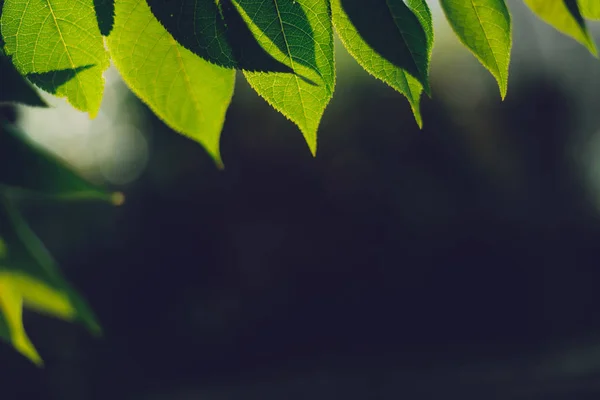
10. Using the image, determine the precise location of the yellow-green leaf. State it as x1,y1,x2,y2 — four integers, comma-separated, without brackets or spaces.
579,0,600,19
0,196,100,365
0,274,43,365
234,0,335,155
524,0,598,56
440,0,512,98
0,0,110,116
107,0,235,165
332,0,433,127
0,271,77,365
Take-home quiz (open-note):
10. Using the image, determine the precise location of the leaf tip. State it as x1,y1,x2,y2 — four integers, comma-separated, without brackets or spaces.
588,41,599,58
305,134,317,157
422,79,432,98
500,85,508,101
14,335,43,367
208,147,225,170
89,322,103,337
408,99,423,128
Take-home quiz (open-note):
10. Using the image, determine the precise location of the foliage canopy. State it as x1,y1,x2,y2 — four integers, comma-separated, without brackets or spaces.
0,0,599,364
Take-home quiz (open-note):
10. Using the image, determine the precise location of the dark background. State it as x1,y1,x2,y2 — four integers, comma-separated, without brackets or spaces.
2,3,600,399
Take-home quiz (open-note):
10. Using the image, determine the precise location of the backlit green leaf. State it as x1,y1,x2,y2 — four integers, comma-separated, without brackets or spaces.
0,121,120,203
235,0,335,155
0,195,101,364
0,0,110,116
579,0,600,19
107,0,236,165
406,0,434,49
440,0,512,98
332,0,432,127
0,51,47,107
524,0,598,56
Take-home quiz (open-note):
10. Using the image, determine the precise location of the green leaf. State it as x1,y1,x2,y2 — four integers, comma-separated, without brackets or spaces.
440,0,512,98
93,0,115,36
0,51,47,107
107,0,235,165
146,0,292,72
579,0,600,19
0,121,121,204
0,195,101,365
0,0,110,117
524,0,598,56
331,0,433,127
236,0,335,155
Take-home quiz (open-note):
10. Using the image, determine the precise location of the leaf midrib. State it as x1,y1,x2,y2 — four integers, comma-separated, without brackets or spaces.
386,0,426,86
272,0,308,128
171,35,205,126
43,0,88,109
468,0,504,87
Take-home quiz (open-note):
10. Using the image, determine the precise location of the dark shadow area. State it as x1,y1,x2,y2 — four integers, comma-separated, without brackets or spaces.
565,0,590,38
26,65,95,95
147,0,293,74
231,0,317,73
93,0,115,36
0,52,47,107
340,0,428,84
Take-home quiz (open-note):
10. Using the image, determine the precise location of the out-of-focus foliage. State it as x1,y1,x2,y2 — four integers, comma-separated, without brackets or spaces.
524,0,598,55
0,0,600,370
0,120,119,364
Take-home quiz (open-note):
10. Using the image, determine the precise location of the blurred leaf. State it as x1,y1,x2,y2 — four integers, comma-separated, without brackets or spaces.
146,0,292,73
0,51,47,107
107,0,235,166
524,0,598,56
440,0,512,98
93,0,115,36
237,0,335,155
0,0,110,117
332,0,432,127
0,195,101,365
0,121,119,203
0,272,75,365
579,0,600,19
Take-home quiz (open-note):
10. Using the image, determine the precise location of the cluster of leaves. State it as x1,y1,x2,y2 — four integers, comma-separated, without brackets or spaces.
2,0,599,164
0,0,599,364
